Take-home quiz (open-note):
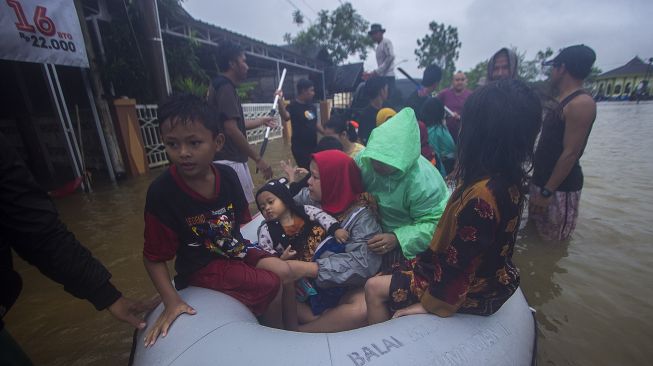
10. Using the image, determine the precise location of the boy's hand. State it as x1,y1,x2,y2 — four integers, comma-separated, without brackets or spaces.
280,246,297,260
334,228,350,243
108,295,160,330
144,300,196,347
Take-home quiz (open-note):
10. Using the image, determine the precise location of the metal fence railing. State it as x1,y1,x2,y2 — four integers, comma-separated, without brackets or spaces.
135,103,284,168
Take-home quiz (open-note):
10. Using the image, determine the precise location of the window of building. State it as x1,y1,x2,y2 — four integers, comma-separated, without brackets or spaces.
614,84,622,94
606,84,612,95
625,82,631,94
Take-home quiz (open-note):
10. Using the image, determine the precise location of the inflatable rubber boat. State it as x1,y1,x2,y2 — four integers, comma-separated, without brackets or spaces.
130,214,537,366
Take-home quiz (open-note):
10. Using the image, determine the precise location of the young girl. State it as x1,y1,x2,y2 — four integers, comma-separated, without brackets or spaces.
364,79,542,323
421,97,456,176
256,178,351,317
256,177,349,260
323,114,365,158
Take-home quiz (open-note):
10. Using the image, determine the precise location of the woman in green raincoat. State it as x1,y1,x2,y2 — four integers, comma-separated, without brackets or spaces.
355,108,450,270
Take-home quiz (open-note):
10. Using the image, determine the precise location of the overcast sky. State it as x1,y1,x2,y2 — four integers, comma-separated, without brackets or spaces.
182,0,653,79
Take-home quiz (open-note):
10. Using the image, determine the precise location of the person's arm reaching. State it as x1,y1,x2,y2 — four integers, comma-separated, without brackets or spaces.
223,118,273,179
0,133,156,329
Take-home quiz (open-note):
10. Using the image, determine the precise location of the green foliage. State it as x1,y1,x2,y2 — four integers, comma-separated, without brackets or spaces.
173,77,208,97
98,2,154,101
518,47,553,82
164,33,209,95
237,81,258,103
465,60,489,90
292,9,304,25
414,21,461,87
284,2,372,65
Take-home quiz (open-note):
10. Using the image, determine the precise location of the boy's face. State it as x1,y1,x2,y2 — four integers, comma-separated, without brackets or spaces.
257,191,287,221
161,118,224,180
299,86,315,102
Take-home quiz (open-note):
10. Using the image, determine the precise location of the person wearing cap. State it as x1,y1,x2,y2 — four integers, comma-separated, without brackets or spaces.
375,107,396,126
404,64,442,121
365,23,397,107
438,71,472,142
487,48,519,81
529,44,597,241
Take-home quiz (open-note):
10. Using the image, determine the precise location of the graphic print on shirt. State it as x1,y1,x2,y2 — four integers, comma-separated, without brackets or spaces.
304,110,316,121
186,203,247,259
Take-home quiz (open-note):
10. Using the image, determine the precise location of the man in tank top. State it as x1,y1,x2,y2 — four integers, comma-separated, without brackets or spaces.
529,45,597,241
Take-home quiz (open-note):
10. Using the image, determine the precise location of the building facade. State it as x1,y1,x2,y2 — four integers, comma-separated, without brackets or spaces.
592,57,653,100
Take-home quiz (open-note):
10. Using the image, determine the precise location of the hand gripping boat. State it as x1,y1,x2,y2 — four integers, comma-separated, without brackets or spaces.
130,215,537,366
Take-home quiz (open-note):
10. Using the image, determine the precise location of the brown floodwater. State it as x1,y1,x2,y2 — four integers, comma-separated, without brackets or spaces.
5,102,653,365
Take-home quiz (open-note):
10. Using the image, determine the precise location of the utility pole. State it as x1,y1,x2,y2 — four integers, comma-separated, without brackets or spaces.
139,0,172,102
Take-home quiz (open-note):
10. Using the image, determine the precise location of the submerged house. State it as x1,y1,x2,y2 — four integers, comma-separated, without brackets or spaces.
592,57,653,100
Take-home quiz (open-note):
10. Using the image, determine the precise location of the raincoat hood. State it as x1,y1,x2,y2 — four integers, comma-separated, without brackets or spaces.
355,108,450,259
358,107,421,178
487,47,519,81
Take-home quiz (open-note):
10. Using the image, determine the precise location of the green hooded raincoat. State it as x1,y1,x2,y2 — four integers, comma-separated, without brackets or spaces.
356,108,450,259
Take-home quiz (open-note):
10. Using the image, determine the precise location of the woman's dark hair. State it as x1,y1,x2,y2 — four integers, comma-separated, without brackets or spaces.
420,97,446,127
316,136,344,152
217,41,243,72
325,114,358,142
158,93,221,135
453,79,542,193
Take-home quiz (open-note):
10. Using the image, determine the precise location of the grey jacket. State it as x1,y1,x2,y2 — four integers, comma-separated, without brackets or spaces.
294,188,382,287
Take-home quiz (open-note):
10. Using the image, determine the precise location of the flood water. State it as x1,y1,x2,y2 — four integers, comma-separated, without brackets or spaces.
5,102,653,365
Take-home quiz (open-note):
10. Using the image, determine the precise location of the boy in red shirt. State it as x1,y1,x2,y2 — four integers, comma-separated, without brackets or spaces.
142,94,292,346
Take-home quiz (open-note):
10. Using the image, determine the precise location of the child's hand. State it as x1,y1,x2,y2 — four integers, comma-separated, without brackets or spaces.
335,228,350,243
144,300,196,347
280,246,297,260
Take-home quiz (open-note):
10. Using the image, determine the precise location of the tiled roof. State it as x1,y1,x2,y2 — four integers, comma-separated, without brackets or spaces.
597,57,653,79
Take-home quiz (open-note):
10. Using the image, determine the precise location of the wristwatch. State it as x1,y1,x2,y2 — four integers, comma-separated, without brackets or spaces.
540,187,553,198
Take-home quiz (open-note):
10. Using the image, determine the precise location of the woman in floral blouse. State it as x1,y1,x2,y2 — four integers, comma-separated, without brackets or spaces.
364,79,542,322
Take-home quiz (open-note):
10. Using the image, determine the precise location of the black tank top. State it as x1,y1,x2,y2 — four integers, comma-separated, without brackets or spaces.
532,90,592,192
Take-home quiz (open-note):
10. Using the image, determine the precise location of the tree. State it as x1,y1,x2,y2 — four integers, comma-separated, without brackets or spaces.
283,3,372,65
465,60,488,90
414,21,461,87
519,47,553,82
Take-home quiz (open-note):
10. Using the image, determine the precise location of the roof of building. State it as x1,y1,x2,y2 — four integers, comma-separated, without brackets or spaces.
159,5,326,73
597,57,653,79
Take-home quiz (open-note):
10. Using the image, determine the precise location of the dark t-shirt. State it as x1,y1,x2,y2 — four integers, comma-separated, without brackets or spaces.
207,76,248,162
533,90,592,192
404,91,428,121
357,105,380,145
143,163,252,289
287,100,318,148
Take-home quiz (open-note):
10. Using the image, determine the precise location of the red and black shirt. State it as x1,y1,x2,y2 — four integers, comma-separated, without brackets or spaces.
143,163,252,289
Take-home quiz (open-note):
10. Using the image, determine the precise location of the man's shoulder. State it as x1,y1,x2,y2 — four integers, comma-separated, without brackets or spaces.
564,92,596,123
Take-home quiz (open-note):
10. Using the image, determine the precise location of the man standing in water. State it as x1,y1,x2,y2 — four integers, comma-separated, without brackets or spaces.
438,71,472,141
207,41,276,203
529,44,597,241
487,48,519,81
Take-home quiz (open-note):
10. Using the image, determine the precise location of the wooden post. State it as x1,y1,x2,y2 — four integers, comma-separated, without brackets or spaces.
112,98,149,176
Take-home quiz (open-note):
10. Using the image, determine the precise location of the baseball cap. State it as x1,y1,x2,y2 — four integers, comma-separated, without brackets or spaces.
542,44,596,79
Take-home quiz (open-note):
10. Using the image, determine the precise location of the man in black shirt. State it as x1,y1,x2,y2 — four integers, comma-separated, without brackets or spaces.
404,64,442,121
355,77,388,145
0,133,156,363
278,79,324,169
